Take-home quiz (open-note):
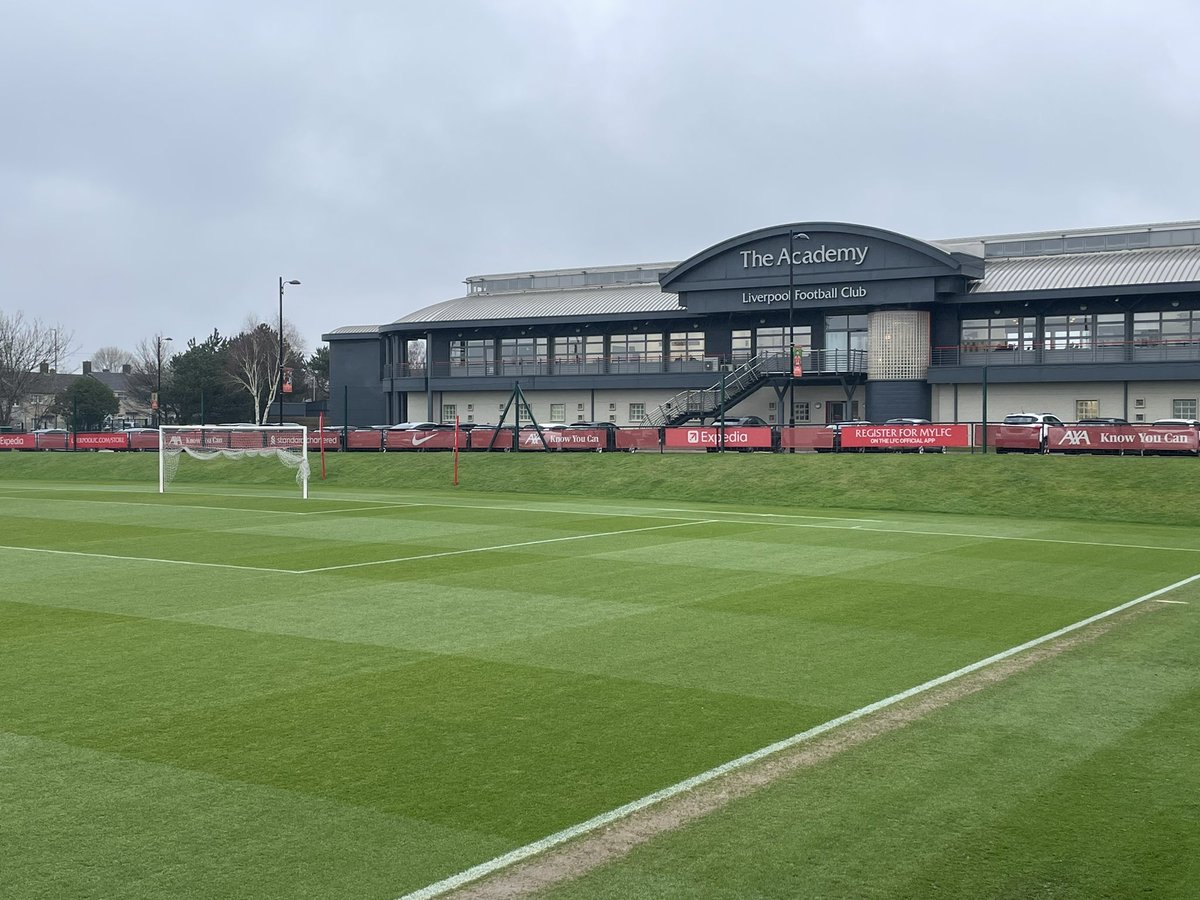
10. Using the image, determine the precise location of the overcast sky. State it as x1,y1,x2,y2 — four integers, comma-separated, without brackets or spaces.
3,0,1199,371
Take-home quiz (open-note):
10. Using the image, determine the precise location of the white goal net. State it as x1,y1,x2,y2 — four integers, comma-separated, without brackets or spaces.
158,425,310,499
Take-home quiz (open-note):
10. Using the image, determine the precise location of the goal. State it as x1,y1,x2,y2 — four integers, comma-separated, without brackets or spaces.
158,425,310,499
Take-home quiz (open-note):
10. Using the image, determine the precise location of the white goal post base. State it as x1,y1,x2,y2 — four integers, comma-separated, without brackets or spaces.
158,425,310,499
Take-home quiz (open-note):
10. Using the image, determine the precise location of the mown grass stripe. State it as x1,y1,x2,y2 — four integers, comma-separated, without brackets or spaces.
397,571,1200,900
297,520,718,573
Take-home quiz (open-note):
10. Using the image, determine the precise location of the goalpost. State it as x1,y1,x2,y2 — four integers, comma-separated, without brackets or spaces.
158,425,310,499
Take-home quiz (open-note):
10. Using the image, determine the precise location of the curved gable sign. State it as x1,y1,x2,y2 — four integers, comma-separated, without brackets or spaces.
660,222,979,312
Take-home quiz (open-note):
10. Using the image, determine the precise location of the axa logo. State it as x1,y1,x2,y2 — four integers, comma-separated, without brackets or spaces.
1061,430,1092,446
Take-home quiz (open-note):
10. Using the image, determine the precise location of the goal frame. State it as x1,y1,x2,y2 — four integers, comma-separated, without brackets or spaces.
158,424,310,499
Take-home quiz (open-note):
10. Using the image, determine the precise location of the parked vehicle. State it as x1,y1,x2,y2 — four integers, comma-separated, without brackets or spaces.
994,413,1065,453
1076,417,1129,425
709,416,769,427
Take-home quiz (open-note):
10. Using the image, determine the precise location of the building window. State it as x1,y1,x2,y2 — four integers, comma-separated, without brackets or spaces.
442,404,456,422
549,402,566,422
756,326,813,354
1042,313,1125,350
1076,400,1099,420
609,333,663,361
499,337,547,374
961,316,1036,350
557,334,604,363
628,402,645,423
668,332,705,361
449,339,495,374
732,329,753,364
792,401,810,423
609,333,662,372
1173,399,1198,419
824,315,867,365
1134,310,1200,345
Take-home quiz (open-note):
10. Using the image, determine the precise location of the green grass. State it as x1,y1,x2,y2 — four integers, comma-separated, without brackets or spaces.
4,447,1200,525
0,452,1197,898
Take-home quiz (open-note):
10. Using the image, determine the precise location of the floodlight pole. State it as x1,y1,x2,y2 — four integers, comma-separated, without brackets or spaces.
279,277,301,424
788,229,795,427
154,335,173,428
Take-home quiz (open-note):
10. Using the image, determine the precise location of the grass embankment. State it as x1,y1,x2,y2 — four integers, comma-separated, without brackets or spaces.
2,449,1199,526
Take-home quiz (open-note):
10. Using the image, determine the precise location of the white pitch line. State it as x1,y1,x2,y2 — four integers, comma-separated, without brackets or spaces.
397,571,1200,900
298,520,717,573
0,544,295,574
846,525,1200,555
296,496,1200,555
295,504,425,516
1155,599,1190,604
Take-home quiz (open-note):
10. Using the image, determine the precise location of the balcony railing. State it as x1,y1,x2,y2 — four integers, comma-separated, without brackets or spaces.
383,349,869,380
932,340,1200,367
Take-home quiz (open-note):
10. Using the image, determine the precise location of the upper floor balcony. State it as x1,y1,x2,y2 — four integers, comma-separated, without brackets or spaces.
382,349,869,381
931,339,1200,367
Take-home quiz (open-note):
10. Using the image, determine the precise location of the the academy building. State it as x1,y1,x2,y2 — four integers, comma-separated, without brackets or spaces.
324,220,1200,429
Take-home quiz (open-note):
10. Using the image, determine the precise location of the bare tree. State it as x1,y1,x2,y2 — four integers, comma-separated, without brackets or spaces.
226,315,306,424
0,310,60,427
126,335,174,415
92,346,135,372
406,338,427,373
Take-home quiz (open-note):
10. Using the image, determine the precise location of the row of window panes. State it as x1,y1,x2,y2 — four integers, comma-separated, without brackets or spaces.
1077,399,1198,419
983,228,1200,258
448,319,863,367
961,312,1199,348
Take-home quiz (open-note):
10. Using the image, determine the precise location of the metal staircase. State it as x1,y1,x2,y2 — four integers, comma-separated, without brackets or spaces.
641,355,770,427
639,349,869,427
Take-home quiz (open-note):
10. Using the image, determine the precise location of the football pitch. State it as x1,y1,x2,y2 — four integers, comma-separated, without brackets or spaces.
2,474,1199,898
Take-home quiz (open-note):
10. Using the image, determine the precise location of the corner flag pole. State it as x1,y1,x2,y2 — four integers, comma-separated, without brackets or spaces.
453,415,460,486
319,411,327,479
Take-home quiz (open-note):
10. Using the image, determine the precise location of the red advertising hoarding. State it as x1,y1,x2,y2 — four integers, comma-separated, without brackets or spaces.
0,433,37,450
128,431,160,451
615,428,661,451
73,432,130,450
163,430,234,449
839,424,970,449
538,429,607,451
307,431,342,450
345,430,384,451
663,426,773,449
35,432,70,450
1046,425,1198,453
385,429,465,450
778,427,835,451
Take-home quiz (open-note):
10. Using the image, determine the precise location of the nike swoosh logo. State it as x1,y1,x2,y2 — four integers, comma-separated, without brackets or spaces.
411,433,439,445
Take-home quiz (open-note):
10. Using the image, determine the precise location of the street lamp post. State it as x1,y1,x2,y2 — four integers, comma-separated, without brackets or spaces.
279,277,301,424
155,335,173,428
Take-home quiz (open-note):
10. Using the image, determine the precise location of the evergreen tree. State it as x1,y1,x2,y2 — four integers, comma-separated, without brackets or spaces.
51,378,118,431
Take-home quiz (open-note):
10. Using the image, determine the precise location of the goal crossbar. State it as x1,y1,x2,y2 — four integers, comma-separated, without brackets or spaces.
158,425,310,499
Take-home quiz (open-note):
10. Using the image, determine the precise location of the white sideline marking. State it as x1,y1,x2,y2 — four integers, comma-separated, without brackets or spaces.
0,544,294,574
297,504,424,515
397,571,1200,900
1155,599,1189,604
298,520,716,573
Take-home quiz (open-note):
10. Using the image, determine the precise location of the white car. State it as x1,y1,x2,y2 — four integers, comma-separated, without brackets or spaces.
1001,413,1064,426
